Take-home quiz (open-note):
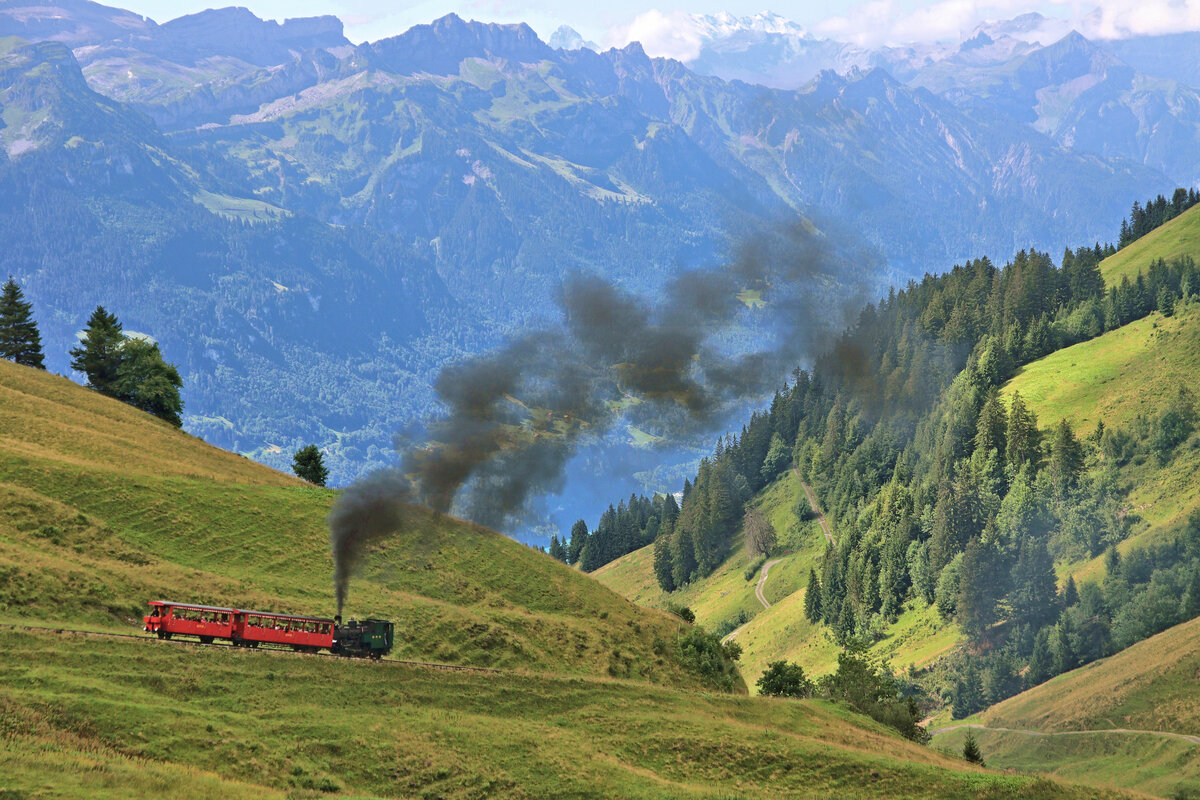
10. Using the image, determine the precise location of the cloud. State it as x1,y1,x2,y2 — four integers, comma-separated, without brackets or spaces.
1075,0,1200,39
607,9,705,60
814,0,1200,48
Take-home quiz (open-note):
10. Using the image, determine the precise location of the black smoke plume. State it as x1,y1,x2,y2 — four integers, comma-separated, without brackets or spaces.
329,220,878,612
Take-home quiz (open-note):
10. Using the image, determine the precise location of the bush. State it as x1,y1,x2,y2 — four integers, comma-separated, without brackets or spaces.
666,604,694,624
676,626,742,693
819,648,929,743
756,660,813,698
744,555,766,581
794,495,813,521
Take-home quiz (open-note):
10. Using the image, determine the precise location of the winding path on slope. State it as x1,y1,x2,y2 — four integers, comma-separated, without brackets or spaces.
722,558,781,644
930,723,1200,745
723,477,835,644
795,469,835,547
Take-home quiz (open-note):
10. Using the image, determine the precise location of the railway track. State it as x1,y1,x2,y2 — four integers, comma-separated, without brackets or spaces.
0,622,503,675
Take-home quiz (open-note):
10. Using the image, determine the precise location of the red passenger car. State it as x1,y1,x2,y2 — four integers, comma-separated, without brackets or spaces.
144,600,335,652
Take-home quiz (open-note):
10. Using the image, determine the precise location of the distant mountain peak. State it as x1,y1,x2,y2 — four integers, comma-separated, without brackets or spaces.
548,24,598,52
363,13,553,76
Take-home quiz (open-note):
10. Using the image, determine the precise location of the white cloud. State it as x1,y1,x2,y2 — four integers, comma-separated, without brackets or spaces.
814,0,1200,48
1074,0,1200,39
607,9,705,60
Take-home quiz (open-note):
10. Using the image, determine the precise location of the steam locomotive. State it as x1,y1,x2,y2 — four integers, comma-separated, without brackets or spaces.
143,600,394,658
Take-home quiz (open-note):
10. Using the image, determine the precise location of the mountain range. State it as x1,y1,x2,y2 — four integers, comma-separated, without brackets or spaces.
0,0,1191,540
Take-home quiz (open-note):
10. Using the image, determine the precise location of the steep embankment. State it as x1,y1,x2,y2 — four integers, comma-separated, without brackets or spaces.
596,469,960,685
1099,203,1200,285
0,359,721,688
1005,273,1200,583
931,616,1200,798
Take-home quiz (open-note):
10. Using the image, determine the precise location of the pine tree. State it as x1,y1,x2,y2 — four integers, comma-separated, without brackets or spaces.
1010,535,1059,632
804,568,823,623
69,306,125,395
548,535,566,563
652,526,676,592
1049,419,1084,496
1006,392,1041,473
292,444,329,486
962,730,985,766
1158,285,1176,317
1061,575,1079,608
0,277,45,369
567,519,588,565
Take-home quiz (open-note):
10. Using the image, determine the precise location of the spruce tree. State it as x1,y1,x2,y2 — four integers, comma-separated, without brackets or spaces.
69,306,124,395
1061,575,1079,608
0,277,45,369
567,519,588,565
804,568,823,622
292,444,329,486
652,527,676,592
1049,419,1084,496
961,730,985,766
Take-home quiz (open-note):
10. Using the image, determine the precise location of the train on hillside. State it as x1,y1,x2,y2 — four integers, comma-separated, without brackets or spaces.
143,600,394,658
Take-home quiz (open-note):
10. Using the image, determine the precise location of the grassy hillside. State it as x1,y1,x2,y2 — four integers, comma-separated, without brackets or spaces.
931,616,1200,798
0,359,727,689
1003,299,1200,579
1100,203,1200,285
596,470,961,685
0,627,1141,800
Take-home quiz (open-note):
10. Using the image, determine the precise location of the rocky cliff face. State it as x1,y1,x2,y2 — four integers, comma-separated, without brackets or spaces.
153,7,347,66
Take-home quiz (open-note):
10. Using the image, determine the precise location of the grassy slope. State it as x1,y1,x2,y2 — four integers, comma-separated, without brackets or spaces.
596,471,961,685
931,616,1200,798
0,359,722,689
0,627,1139,800
1004,300,1200,582
1099,203,1200,286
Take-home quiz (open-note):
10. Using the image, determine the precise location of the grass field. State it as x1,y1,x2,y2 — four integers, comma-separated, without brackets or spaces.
0,360,728,690
1100,203,1200,286
0,627,1141,800
931,616,1200,798
1003,301,1200,437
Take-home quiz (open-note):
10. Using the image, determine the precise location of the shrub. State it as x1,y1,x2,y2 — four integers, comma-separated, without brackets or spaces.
676,626,742,693
744,556,766,582
666,604,694,624
756,661,813,698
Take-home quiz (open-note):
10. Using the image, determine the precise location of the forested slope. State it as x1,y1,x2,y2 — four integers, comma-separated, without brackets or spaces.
598,193,1200,728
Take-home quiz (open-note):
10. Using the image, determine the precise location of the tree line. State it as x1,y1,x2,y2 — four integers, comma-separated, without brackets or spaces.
0,277,183,427
1118,188,1200,249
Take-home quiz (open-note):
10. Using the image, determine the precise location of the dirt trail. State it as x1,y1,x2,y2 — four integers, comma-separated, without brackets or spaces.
754,559,784,608
930,722,1200,745
795,470,834,546
722,558,782,644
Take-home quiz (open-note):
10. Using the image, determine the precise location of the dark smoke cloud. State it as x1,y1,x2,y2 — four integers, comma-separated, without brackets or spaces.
328,219,879,613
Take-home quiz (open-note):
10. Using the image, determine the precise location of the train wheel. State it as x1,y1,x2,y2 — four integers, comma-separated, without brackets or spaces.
199,636,214,644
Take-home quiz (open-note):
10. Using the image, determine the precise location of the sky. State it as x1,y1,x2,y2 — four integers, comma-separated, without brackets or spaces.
114,0,1200,53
